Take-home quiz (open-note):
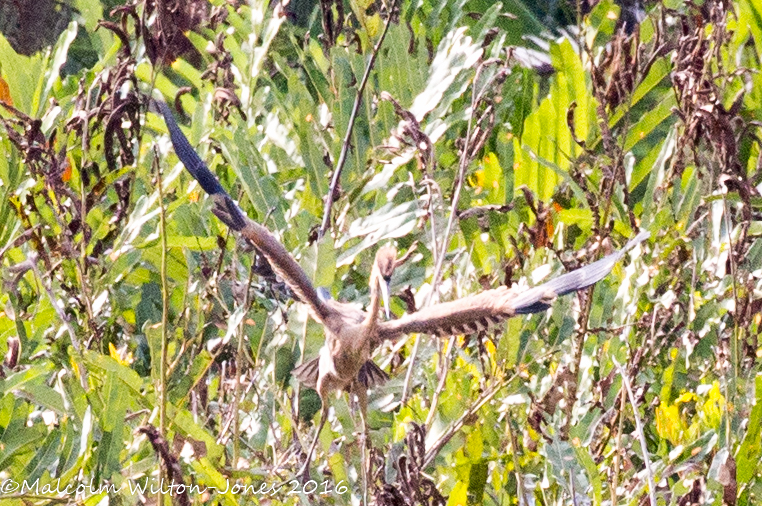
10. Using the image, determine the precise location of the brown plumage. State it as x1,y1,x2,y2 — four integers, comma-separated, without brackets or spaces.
156,100,397,482
292,246,396,393
375,229,649,343
155,99,649,482
291,246,397,485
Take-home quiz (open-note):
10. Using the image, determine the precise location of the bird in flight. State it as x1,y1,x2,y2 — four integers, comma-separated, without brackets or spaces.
153,98,648,486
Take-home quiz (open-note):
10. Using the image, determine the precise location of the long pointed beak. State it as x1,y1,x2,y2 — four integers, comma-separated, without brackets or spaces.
380,280,391,320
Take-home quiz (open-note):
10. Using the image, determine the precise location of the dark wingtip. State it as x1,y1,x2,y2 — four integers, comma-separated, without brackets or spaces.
512,231,649,314
625,229,650,251
154,97,248,231
154,98,227,196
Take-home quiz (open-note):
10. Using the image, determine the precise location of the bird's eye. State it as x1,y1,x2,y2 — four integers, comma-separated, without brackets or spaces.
382,275,391,283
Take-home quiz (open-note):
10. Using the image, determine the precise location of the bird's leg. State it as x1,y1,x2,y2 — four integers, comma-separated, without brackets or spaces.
298,401,329,484
350,382,370,506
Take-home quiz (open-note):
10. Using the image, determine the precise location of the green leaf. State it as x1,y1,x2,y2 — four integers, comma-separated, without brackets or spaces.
467,460,488,504
83,352,146,400
641,126,676,226
218,126,288,229
0,363,54,393
170,350,214,404
623,94,677,152
737,374,762,484
514,40,594,201
609,58,672,129
41,22,77,105
0,425,45,471
171,408,224,462
738,0,762,57
16,383,66,414
22,427,62,483
0,398,44,470
138,234,219,251
0,35,44,113
574,446,603,504
301,234,336,288
410,26,483,120
102,380,128,441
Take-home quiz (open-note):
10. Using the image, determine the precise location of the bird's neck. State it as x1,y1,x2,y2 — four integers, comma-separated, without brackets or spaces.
363,271,381,331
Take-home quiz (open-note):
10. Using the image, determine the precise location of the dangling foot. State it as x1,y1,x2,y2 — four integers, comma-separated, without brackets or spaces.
297,461,312,484
348,382,372,506
298,403,328,484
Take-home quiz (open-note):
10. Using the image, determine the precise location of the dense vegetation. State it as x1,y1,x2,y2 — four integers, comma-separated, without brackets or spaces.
1,0,762,504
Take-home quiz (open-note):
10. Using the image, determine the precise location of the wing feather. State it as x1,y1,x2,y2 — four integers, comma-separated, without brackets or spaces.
155,100,337,327
357,361,390,388
292,357,320,389
376,287,517,343
293,357,389,389
376,231,649,342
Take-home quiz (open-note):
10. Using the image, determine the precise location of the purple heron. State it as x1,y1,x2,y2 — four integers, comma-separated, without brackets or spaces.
155,99,392,479
154,100,649,481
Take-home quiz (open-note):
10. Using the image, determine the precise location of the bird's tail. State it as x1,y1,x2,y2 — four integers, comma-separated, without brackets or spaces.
511,230,649,315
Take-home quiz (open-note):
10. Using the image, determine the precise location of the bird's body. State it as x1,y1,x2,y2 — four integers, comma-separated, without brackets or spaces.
288,307,364,392
154,98,648,489
315,320,374,393
294,245,395,397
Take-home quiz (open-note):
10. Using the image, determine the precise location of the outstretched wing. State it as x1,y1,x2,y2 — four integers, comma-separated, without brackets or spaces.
508,230,649,313
155,100,338,327
375,231,649,343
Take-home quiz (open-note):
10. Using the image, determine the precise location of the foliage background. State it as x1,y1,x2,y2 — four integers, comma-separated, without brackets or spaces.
1,0,761,504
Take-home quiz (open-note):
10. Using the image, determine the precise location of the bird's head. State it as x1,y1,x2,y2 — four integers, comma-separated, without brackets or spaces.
372,245,398,319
